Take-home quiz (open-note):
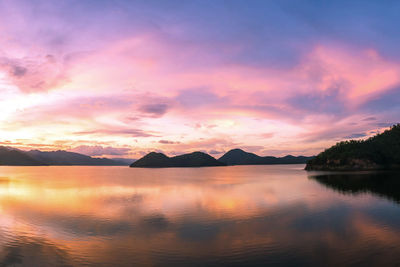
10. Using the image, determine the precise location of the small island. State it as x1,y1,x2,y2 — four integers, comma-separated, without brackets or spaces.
306,124,400,171
130,151,226,168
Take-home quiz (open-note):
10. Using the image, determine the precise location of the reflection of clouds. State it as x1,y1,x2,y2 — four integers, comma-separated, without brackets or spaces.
0,236,74,267
140,214,170,232
1,167,400,265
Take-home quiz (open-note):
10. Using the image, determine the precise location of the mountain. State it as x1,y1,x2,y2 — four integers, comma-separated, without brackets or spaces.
130,152,226,168
305,124,400,171
219,149,314,165
0,147,47,166
0,147,129,166
26,150,127,166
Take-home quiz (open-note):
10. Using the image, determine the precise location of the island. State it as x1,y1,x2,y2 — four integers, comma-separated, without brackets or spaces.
305,124,400,171
130,151,226,168
131,149,314,168
219,148,313,165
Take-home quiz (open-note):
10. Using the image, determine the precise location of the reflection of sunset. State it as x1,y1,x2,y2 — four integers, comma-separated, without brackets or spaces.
0,166,325,222
0,0,399,265
0,166,379,221
1,166,400,265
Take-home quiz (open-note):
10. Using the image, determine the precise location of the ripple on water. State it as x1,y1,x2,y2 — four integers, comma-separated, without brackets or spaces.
1,166,400,266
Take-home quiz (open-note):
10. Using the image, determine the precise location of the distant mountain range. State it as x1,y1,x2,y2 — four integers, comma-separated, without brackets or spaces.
0,146,313,167
0,147,135,166
0,147,47,166
219,149,314,165
131,149,313,168
130,152,225,168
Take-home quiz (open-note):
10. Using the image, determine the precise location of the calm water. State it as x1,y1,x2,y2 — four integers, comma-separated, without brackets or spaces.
0,165,400,266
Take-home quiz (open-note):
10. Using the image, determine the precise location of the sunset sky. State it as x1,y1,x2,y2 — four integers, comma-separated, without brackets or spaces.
0,0,399,158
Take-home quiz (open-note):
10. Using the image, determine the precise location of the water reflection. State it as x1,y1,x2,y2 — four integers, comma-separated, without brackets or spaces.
0,166,400,266
309,171,400,203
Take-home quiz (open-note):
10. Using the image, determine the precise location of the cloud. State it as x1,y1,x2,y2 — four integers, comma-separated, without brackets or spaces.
11,65,27,77
240,146,265,153
1,0,400,156
287,85,345,116
362,117,377,121
375,122,395,128
74,128,157,137
208,150,225,155
0,55,69,93
69,145,131,156
175,89,225,108
343,133,367,139
361,86,400,112
138,103,169,117
158,140,180,144
260,133,275,139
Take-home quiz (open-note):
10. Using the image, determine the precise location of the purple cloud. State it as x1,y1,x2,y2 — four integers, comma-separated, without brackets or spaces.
158,140,180,144
175,89,225,108
208,150,225,155
74,128,157,137
138,103,169,117
343,133,367,139
70,145,131,156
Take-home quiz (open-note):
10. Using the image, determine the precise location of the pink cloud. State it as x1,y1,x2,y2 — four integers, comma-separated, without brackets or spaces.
73,128,157,138
1,26,399,156
69,145,131,157
0,54,70,93
158,140,180,144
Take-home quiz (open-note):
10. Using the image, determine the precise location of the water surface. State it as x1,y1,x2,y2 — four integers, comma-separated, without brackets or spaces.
0,165,400,266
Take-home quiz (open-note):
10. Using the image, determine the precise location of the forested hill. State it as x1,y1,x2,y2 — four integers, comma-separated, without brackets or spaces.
306,124,400,171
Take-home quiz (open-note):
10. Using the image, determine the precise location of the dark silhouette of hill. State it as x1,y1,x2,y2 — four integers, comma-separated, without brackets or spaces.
219,149,313,165
130,152,226,168
0,147,47,166
306,124,400,171
0,146,129,166
309,172,400,204
0,146,313,167
26,150,128,166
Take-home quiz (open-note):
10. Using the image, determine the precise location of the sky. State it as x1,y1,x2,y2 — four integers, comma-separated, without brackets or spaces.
0,0,399,158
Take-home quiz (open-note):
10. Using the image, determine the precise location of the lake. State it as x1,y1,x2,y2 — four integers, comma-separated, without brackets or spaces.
0,165,400,266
